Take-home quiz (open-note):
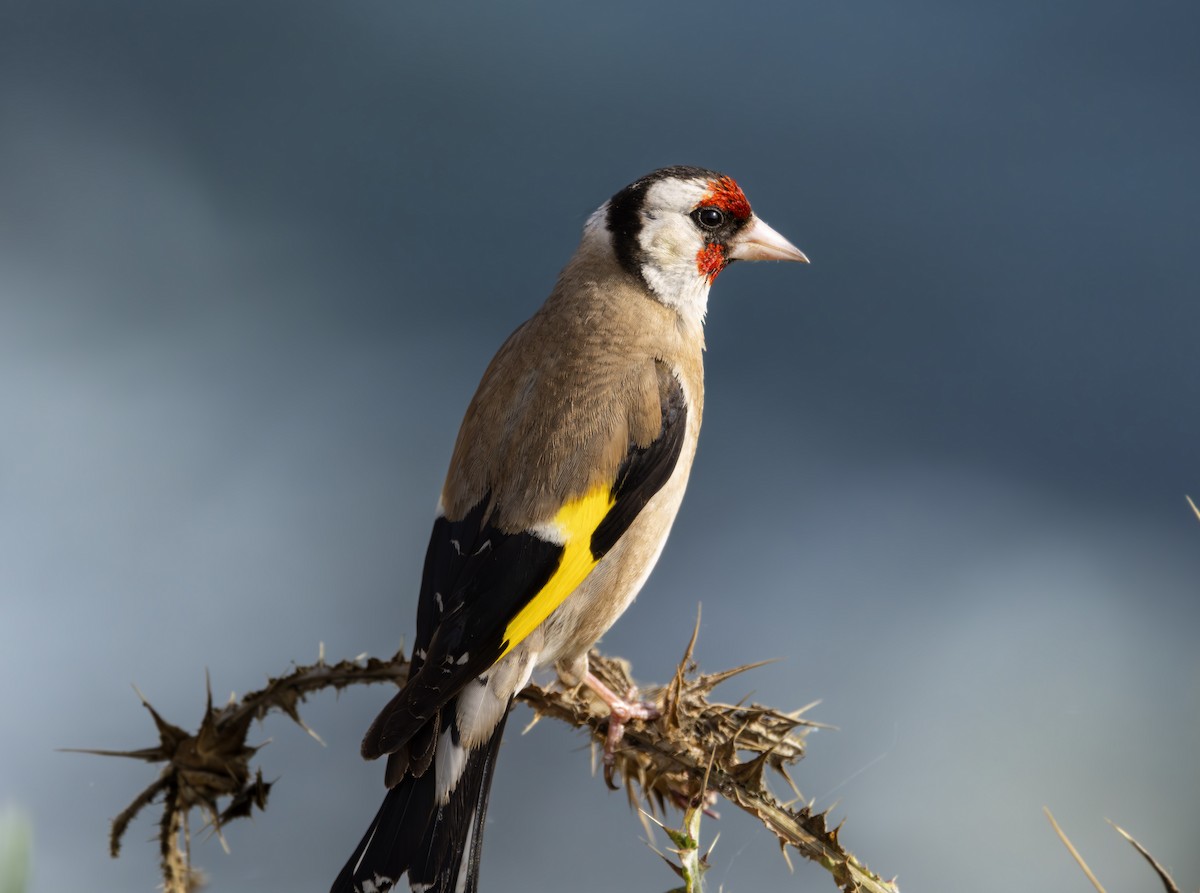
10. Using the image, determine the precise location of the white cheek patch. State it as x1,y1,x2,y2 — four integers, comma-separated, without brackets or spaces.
641,247,713,324
641,214,693,267
636,181,714,325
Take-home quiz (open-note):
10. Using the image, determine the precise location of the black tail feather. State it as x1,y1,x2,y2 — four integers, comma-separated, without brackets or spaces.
331,707,511,893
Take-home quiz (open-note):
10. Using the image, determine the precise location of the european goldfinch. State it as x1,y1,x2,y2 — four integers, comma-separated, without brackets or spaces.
331,166,807,893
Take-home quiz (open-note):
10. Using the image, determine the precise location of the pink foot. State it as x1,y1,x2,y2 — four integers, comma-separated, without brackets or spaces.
583,671,660,789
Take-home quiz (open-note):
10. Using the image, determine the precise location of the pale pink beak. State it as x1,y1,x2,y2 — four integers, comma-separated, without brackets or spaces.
729,216,809,263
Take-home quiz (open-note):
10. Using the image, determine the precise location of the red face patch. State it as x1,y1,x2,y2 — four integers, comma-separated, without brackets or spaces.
699,176,751,221
696,242,726,281
693,176,750,280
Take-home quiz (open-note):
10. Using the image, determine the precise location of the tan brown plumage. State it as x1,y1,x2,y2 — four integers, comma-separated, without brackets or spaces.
443,244,704,530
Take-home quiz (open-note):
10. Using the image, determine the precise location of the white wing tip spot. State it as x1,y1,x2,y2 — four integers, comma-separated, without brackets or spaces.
359,874,395,893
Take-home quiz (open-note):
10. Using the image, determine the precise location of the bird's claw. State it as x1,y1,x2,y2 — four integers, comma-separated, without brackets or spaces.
582,673,660,789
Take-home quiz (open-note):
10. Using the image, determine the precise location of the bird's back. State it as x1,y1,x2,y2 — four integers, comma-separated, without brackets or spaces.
441,250,705,532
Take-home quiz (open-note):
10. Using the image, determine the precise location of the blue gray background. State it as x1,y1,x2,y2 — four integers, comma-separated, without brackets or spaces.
2,2,1197,891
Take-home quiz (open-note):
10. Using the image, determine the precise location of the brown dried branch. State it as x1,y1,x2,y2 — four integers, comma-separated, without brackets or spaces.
1044,807,1107,893
1045,807,1186,893
1108,821,1183,893
73,634,899,893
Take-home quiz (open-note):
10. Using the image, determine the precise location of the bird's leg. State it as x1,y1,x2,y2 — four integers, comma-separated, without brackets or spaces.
582,671,660,789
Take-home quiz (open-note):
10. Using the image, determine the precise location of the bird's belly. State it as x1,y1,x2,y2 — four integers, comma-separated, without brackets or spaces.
535,446,694,679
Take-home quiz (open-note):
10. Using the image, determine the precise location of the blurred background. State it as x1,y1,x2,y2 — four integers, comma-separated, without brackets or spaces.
1,1,1197,891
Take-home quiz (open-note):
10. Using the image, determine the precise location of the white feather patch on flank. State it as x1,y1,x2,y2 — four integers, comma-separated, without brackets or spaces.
513,653,536,695
454,678,502,750
457,653,537,747
435,725,467,805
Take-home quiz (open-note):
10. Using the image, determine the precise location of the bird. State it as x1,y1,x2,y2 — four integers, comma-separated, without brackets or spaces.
331,165,808,893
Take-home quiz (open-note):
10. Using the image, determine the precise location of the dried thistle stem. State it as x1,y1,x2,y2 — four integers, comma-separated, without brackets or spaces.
74,633,898,893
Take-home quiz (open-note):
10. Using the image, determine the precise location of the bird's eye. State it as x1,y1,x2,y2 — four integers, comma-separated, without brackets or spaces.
695,207,725,230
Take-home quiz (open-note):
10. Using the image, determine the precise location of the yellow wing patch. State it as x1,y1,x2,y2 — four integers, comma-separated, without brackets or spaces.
499,485,614,657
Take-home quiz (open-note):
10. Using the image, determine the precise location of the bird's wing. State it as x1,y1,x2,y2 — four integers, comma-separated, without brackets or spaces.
361,361,687,760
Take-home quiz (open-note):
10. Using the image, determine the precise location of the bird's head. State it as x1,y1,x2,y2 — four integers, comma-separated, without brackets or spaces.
588,166,808,323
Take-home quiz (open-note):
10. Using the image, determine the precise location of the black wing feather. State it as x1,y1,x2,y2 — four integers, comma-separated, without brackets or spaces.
591,362,688,558
363,510,561,759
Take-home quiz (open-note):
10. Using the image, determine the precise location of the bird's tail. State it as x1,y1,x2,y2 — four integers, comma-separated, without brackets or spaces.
330,704,511,893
